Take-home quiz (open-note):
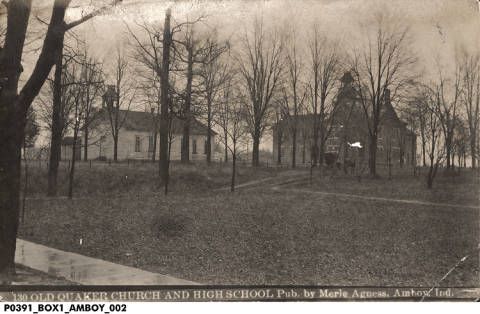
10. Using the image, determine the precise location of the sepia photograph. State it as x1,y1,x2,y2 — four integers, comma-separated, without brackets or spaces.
0,0,479,303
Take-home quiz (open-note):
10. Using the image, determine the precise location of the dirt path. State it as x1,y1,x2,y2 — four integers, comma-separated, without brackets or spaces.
272,186,479,210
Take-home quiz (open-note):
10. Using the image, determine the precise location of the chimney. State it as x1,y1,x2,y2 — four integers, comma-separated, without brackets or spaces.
102,85,117,108
341,71,354,85
383,89,391,104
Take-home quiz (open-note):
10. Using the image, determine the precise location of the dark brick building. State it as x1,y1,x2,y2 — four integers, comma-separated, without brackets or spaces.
272,72,417,168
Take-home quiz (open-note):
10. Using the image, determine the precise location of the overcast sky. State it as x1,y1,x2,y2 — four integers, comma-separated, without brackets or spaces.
14,0,480,148
24,0,480,77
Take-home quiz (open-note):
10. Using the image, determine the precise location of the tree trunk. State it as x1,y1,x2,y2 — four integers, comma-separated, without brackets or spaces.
231,146,236,192
319,136,325,166
164,130,173,196
252,131,260,167
312,117,319,167
426,166,434,189
471,136,477,169
47,49,64,196
426,160,439,189
21,140,28,224
0,125,22,276
421,134,427,167
152,130,157,162
206,114,212,164
368,134,377,177
446,147,451,169
277,132,282,165
181,44,193,163
0,0,70,276
399,137,404,168
291,127,296,168
451,150,456,170
0,1,30,266
68,125,79,199
181,126,190,163
224,131,228,162
457,151,462,170
159,8,172,183
388,149,392,180
83,126,89,161
302,134,306,164
205,89,213,164
113,133,118,162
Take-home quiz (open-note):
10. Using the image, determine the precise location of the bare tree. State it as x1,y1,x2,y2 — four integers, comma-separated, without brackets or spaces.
423,83,446,188
460,51,480,169
197,36,229,164
128,9,206,184
272,96,286,165
282,31,305,168
104,48,136,162
79,48,104,161
399,87,429,170
217,79,231,163
159,8,173,185
66,61,83,199
36,54,78,140
0,0,121,276
237,19,284,167
452,117,469,170
128,20,165,163
432,64,461,171
217,91,248,192
307,26,341,167
66,42,104,198
350,13,416,177
130,17,206,164
45,41,86,197
136,71,161,161
46,2,119,197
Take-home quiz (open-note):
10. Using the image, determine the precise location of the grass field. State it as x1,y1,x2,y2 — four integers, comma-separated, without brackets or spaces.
18,161,480,286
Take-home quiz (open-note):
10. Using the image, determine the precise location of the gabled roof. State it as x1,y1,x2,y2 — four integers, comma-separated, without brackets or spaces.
100,109,216,136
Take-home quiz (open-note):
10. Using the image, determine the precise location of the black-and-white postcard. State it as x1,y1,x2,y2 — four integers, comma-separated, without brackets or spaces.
0,0,479,305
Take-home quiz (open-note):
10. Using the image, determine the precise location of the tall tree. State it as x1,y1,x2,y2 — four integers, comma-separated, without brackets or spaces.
460,52,480,169
422,83,446,188
104,48,136,162
431,64,461,170
401,89,429,168
159,7,172,186
216,72,235,163
128,21,164,162
0,0,120,276
66,41,103,198
307,26,341,167
65,59,82,199
350,13,416,176
282,31,304,168
47,39,66,196
129,18,193,164
217,91,248,192
198,36,229,164
79,47,104,161
237,19,283,167
136,72,161,161
46,1,119,196
36,53,78,142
